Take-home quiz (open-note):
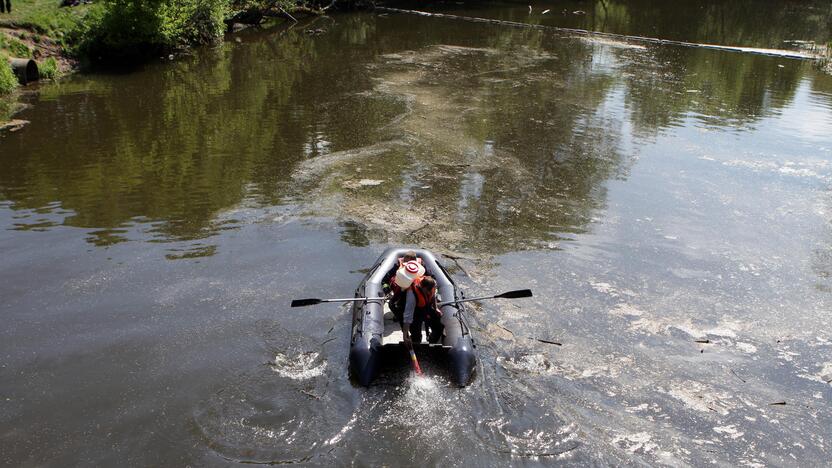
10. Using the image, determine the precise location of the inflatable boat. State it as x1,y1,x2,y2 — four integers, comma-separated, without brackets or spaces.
349,248,477,387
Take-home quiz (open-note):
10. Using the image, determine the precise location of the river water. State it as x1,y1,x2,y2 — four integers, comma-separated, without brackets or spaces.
1,1,832,466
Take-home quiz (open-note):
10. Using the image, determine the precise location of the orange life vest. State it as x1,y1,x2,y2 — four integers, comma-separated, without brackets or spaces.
412,277,436,309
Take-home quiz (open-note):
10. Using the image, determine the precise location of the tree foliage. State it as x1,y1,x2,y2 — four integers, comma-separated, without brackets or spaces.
75,0,229,61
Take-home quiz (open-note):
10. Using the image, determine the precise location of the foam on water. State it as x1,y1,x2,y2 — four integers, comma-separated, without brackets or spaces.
270,352,327,380
409,374,439,391
375,374,462,443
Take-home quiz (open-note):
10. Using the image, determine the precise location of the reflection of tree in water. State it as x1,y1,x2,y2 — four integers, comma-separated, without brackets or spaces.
0,22,399,250
0,10,828,256
304,24,628,254
620,45,805,135
453,0,831,50
424,38,626,252
286,13,830,254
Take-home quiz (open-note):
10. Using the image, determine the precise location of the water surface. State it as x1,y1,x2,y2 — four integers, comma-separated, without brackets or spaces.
1,2,832,466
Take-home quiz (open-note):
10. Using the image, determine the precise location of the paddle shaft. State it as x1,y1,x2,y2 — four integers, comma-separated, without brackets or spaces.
313,297,384,304
297,289,531,307
438,294,513,307
291,296,387,307
437,289,532,307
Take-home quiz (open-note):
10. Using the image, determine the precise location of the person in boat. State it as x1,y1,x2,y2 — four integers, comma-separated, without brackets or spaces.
382,250,421,293
387,259,423,347
407,275,444,344
383,250,431,314
391,263,444,347
388,258,424,314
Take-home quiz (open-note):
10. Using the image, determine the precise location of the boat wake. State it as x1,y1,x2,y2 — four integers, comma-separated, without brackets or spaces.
192,304,585,464
375,374,464,443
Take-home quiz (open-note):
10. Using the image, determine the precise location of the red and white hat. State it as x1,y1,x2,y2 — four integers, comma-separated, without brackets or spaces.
395,260,425,289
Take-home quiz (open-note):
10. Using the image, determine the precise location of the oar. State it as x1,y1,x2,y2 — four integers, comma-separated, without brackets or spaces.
291,297,386,307
409,349,423,375
437,289,532,307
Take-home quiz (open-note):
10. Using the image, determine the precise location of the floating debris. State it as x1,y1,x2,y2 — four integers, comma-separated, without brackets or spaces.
730,369,747,383
612,432,658,454
535,338,562,346
0,119,29,133
713,424,744,439
342,179,385,189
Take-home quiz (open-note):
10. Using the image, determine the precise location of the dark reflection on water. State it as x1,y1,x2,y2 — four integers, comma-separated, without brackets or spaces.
0,19,403,249
427,0,832,51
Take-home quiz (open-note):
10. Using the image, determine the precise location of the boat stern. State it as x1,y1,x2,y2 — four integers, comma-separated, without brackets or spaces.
447,336,476,386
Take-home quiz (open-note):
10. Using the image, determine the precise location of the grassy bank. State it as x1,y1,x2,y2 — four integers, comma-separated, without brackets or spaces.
0,0,358,99
0,0,94,102
0,52,16,93
1,0,358,60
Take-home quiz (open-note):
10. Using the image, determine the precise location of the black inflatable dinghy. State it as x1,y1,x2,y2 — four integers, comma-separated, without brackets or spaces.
349,248,477,386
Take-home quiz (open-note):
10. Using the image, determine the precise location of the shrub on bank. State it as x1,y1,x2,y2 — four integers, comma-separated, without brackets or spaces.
0,54,18,95
39,57,59,79
75,0,229,62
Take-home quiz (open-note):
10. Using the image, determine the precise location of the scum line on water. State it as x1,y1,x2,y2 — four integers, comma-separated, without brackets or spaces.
375,7,825,61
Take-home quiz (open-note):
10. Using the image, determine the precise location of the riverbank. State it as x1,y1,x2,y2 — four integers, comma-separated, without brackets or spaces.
0,1,88,120
0,0,368,123
0,0,89,76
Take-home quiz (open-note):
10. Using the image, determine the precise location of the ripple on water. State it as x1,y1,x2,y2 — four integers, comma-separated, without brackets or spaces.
497,353,556,375
192,373,332,464
191,325,351,465
486,419,580,459
270,351,327,380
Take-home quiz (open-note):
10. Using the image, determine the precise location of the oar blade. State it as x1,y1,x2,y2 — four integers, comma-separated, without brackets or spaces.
291,298,323,307
496,289,533,299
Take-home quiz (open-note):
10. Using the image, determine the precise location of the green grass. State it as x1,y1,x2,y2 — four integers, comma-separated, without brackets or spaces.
0,53,18,95
0,0,91,36
0,35,32,58
38,56,58,79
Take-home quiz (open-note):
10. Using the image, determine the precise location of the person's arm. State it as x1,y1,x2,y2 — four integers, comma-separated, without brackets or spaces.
401,289,415,347
382,266,397,293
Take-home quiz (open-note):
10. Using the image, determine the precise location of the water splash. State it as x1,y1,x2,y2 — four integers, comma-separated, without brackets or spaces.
409,374,439,392
270,352,327,380
497,353,556,375
375,375,462,443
